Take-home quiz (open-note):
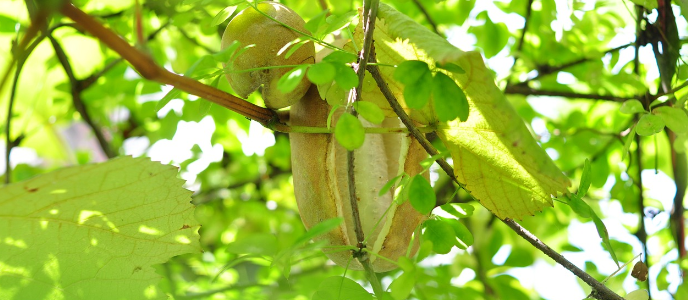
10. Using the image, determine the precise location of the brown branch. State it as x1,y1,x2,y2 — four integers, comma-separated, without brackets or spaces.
49,35,116,158
508,0,533,86
411,0,439,35
504,85,639,102
502,219,624,300
367,53,624,300
58,3,279,127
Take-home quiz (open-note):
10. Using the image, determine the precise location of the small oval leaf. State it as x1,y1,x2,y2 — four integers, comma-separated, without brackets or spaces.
636,114,665,136
620,100,645,114
277,65,308,93
408,175,436,214
432,72,469,122
308,62,337,85
653,106,688,134
335,113,365,150
354,101,385,124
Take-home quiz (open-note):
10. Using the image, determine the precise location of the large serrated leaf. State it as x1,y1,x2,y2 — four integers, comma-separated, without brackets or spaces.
373,4,570,219
0,157,200,300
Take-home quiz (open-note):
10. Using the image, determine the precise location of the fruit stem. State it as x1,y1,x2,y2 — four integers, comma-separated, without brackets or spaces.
361,259,385,297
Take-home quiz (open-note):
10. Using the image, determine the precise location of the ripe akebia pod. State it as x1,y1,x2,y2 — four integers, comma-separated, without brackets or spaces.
221,2,315,109
290,86,429,272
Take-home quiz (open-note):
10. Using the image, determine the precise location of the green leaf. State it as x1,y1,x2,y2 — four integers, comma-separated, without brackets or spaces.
442,217,473,249
379,174,403,196
620,99,646,114
404,75,433,109
277,65,308,93
375,3,571,219
354,101,385,124
389,272,415,300
567,194,592,219
211,6,237,26
293,217,343,246
226,233,278,256
675,134,688,153
322,11,358,36
305,9,329,34
432,72,469,122
625,289,649,300
436,62,466,74
422,219,456,254
394,60,431,85
408,175,436,214
622,125,638,159
636,113,665,136
653,106,688,134
577,158,592,198
312,276,373,300
440,203,475,218
335,113,365,150
333,63,358,89
324,51,358,63
308,62,337,85
591,211,619,266
0,157,199,300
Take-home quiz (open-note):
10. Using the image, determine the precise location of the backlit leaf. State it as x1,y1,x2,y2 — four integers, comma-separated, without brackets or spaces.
432,72,468,122
308,62,337,85
0,157,200,300
653,106,688,134
354,101,385,124
313,276,373,300
277,65,308,93
620,99,645,114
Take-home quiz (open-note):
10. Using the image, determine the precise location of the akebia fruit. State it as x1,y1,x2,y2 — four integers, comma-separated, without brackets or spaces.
222,2,428,272
290,86,429,272
221,2,315,109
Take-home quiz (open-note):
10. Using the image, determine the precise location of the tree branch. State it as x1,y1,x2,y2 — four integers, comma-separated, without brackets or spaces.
58,3,279,127
411,0,440,35
367,52,624,300
502,219,624,300
49,35,116,158
504,85,639,102
508,0,533,86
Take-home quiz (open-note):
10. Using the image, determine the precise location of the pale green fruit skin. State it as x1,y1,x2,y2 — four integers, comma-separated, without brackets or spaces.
221,2,315,109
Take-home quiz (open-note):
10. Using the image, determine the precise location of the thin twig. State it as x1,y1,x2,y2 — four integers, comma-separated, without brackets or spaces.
350,0,383,294
502,219,624,300
367,51,624,300
504,85,640,102
508,0,533,86
411,0,439,35
49,35,116,158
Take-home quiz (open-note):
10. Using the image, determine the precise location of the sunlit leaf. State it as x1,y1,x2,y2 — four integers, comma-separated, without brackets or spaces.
440,203,474,218
432,72,468,122
277,65,308,93
312,276,373,300
422,219,455,254
620,100,645,114
0,157,200,300
293,217,343,246
211,6,237,26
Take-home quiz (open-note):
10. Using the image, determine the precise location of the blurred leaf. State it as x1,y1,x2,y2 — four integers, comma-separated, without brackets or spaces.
293,218,343,246
578,158,592,198
313,276,373,300
653,106,688,134
389,272,415,300
620,100,645,114
439,203,474,218
636,114,665,136
212,6,237,26
0,157,199,300
226,233,278,256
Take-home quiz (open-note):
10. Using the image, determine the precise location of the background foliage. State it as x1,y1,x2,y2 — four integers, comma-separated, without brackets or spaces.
1,0,687,299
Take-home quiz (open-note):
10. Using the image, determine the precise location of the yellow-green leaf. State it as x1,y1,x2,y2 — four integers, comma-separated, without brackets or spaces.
375,3,570,219
0,157,200,300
